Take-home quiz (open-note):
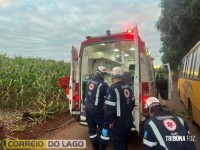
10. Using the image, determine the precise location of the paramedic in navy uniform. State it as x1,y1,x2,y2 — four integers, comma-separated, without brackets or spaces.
100,67,135,150
143,97,196,150
85,66,109,150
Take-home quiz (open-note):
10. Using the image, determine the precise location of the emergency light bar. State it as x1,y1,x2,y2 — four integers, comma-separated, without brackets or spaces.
127,29,134,33
86,36,91,39
85,28,135,40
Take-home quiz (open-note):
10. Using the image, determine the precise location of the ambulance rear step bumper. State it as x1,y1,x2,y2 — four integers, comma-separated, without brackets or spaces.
78,112,88,126
79,121,88,126
131,124,136,131
131,127,136,131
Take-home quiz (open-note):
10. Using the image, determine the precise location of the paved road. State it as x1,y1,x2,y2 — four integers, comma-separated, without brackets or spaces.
37,82,199,150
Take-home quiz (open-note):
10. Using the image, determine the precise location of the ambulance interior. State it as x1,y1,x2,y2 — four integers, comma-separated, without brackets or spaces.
81,41,136,101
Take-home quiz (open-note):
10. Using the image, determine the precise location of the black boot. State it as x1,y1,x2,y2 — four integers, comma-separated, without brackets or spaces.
91,137,100,150
99,142,107,150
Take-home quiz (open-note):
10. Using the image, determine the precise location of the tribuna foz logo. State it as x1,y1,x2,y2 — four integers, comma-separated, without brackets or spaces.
165,135,195,141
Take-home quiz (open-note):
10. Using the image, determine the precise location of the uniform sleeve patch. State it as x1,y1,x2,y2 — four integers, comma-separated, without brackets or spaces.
124,89,130,98
89,83,94,90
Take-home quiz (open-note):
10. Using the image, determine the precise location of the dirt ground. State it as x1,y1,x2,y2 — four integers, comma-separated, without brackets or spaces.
0,110,142,150
0,110,74,140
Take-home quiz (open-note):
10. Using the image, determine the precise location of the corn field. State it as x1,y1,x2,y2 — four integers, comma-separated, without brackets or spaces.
0,54,70,111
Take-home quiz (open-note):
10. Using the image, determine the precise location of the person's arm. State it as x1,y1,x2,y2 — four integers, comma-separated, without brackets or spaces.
177,117,190,133
102,83,109,112
177,117,196,150
143,121,157,150
129,88,135,111
102,83,109,102
100,87,116,145
103,88,116,129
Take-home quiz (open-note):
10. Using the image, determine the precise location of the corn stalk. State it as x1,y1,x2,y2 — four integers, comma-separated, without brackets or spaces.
0,54,70,111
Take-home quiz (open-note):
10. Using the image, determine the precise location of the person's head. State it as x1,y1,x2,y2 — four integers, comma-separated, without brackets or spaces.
111,67,123,83
95,66,107,78
145,97,163,116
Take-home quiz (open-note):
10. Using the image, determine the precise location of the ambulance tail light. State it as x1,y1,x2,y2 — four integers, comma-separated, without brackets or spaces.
73,83,80,110
141,82,149,113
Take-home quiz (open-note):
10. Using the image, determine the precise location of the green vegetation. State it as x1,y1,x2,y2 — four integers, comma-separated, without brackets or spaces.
0,54,70,113
156,0,200,70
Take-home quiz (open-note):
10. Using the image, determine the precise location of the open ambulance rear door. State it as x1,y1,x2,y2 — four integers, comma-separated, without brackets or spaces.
69,46,80,115
133,26,141,132
156,63,173,100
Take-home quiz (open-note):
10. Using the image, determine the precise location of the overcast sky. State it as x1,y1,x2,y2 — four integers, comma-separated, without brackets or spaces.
0,0,162,65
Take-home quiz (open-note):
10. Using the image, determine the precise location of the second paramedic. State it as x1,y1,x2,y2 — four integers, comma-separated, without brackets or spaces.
85,66,109,150
100,67,135,150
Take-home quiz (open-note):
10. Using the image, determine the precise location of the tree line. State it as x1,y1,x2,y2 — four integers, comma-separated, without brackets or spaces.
156,0,200,70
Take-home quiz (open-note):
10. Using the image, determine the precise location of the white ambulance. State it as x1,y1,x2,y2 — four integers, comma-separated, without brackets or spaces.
68,27,172,133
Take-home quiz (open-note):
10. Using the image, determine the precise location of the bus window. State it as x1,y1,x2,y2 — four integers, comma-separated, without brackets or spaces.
194,46,200,79
190,50,197,78
183,57,188,77
188,52,194,78
180,61,184,78
185,54,192,78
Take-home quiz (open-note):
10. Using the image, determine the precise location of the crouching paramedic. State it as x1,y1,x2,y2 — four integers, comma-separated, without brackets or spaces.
85,66,109,150
143,97,196,150
100,67,135,150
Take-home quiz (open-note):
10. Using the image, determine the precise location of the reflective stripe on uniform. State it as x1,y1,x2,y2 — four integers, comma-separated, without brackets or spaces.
149,120,168,150
178,117,184,126
101,135,110,140
95,83,103,106
105,100,116,106
90,134,97,139
114,88,121,117
178,117,190,134
143,138,157,147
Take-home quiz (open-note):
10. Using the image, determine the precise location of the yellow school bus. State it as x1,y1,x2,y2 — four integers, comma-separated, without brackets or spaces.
177,41,200,126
